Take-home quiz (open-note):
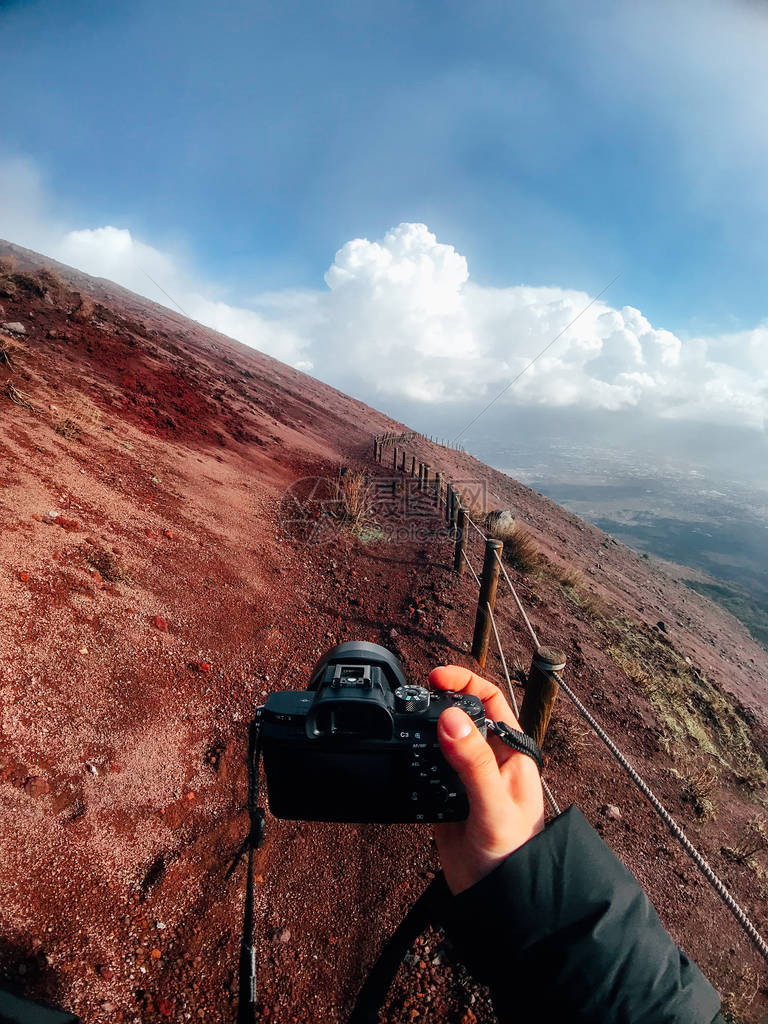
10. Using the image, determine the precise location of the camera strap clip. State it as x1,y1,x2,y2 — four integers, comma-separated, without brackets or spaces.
485,719,544,773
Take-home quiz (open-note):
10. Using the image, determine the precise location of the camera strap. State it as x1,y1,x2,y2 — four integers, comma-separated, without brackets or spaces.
242,708,543,1024
237,709,266,1024
347,721,544,1022
347,873,451,1024
485,719,544,773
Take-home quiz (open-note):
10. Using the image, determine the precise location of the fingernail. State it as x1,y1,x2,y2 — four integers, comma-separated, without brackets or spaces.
440,707,472,740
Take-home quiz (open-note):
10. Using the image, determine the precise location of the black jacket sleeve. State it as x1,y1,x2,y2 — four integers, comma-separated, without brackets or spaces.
440,805,723,1024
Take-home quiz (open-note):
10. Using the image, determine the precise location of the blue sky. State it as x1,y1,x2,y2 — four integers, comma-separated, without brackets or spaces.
3,0,768,334
2,0,768,484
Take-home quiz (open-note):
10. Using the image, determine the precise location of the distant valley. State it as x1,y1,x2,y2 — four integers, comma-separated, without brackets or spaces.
490,441,768,652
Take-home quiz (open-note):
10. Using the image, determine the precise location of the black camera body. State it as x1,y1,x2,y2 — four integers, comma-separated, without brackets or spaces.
261,642,485,823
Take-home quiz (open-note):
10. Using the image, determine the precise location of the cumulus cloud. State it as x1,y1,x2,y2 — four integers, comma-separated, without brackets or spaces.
305,223,766,430
1,156,766,433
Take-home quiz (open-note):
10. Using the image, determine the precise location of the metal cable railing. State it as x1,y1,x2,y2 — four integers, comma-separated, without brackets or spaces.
462,548,560,815
487,601,561,815
486,601,520,717
464,514,487,540
553,670,768,964
461,548,481,587
493,548,540,647
373,437,768,964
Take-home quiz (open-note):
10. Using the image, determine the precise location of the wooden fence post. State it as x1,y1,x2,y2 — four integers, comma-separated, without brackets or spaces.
449,488,458,535
410,455,417,477
445,485,453,525
376,442,382,463
519,647,566,746
400,450,407,472
392,446,399,470
417,463,423,490
434,471,443,506
372,437,378,460
422,465,430,494
471,539,503,668
454,506,467,574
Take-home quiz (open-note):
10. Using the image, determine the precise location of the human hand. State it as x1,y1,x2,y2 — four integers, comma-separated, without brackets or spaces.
431,665,545,895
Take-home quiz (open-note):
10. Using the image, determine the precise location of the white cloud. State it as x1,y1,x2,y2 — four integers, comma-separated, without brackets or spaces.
1,156,766,432
305,224,767,430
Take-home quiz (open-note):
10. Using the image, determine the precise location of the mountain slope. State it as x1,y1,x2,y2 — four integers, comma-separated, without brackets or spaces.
0,241,766,1023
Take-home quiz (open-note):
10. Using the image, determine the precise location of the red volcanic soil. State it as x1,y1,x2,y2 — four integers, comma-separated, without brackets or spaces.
0,241,767,1023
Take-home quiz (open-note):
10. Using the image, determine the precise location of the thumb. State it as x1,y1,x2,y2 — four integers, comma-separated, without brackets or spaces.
438,706,506,814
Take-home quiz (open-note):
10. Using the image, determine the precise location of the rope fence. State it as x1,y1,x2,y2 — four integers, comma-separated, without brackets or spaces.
370,432,768,968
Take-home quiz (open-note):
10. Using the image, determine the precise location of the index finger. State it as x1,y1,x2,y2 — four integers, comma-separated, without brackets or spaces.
429,665,521,730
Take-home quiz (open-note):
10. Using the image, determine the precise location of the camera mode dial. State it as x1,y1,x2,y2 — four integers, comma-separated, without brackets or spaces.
394,685,430,714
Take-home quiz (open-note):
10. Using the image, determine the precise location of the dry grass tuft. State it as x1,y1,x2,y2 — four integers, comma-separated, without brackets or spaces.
83,545,131,584
721,964,761,1023
559,574,610,621
3,381,35,410
37,268,66,293
555,566,584,591
722,817,768,865
73,394,102,427
0,255,18,297
485,514,545,573
54,395,102,439
606,619,767,800
459,495,487,529
542,714,591,762
576,589,610,620
55,418,81,439
499,525,546,574
669,759,721,819
336,470,376,536
11,270,47,298
0,340,13,367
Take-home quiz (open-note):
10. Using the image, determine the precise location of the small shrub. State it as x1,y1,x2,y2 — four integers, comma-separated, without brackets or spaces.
12,271,46,298
71,292,95,321
37,268,66,293
0,256,17,298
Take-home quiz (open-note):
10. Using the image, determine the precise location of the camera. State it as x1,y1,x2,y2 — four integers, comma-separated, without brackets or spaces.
260,641,486,823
